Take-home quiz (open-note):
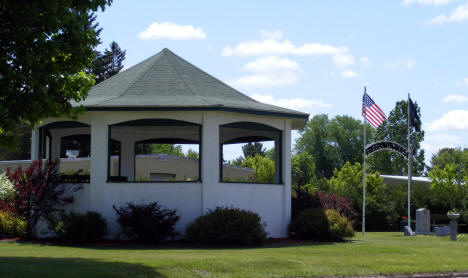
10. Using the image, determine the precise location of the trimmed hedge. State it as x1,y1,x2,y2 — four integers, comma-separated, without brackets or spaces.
50,211,107,243
113,202,179,243
290,208,354,241
186,207,266,246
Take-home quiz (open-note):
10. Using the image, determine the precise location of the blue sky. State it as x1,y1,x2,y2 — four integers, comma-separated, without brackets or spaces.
96,0,468,163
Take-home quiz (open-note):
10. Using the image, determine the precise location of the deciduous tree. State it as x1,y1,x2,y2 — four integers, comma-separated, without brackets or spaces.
367,100,425,175
0,0,112,147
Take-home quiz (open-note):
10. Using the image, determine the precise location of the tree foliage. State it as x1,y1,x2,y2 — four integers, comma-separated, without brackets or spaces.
242,154,275,183
368,100,425,175
430,148,468,173
291,152,316,187
0,0,112,146
295,114,374,178
88,41,126,84
135,143,184,156
428,163,467,211
242,142,266,158
0,123,31,160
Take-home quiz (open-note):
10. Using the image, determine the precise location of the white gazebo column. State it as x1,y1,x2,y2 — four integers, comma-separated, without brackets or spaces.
50,133,61,160
201,112,220,213
282,120,292,237
30,127,39,160
90,116,108,211
120,137,135,181
274,132,281,183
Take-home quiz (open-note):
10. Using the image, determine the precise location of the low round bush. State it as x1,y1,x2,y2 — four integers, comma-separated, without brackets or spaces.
289,208,354,241
113,202,179,243
50,211,107,243
325,209,355,240
186,207,267,246
289,208,329,239
0,211,26,238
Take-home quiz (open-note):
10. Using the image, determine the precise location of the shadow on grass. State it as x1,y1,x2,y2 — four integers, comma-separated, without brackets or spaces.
9,237,355,251
0,256,165,278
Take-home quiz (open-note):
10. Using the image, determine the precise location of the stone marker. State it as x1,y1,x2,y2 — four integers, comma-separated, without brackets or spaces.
404,226,415,236
435,226,450,237
415,208,431,235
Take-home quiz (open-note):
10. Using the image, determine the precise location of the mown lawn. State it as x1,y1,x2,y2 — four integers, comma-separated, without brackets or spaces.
0,232,467,278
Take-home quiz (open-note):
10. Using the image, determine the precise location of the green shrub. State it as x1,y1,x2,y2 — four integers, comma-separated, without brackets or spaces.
186,207,266,246
113,202,179,243
290,208,354,241
50,211,107,243
0,211,26,238
325,209,355,240
289,208,329,239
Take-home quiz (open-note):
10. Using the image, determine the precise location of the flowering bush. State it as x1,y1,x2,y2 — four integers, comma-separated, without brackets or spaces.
0,173,14,201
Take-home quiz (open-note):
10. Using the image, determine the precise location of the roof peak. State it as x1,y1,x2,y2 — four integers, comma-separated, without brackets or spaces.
78,48,309,122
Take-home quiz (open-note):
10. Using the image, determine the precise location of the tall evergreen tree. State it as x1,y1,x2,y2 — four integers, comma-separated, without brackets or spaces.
90,41,126,84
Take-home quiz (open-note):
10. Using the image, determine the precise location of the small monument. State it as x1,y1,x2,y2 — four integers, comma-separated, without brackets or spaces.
447,211,460,241
415,208,431,235
435,226,450,237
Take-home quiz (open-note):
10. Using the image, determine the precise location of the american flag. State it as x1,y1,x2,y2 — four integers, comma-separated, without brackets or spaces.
362,91,386,128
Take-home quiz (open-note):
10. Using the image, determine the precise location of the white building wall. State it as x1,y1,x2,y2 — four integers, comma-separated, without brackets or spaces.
32,110,292,239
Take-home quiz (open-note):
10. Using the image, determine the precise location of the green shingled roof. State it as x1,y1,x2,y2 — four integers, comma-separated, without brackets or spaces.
76,48,309,120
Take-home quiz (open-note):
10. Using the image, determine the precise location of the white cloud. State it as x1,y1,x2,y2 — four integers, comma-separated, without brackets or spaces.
340,70,358,78
421,133,462,156
259,30,283,40
442,94,468,103
138,21,206,40
222,39,348,57
456,77,468,86
381,59,415,69
428,110,468,131
228,72,298,89
333,54,355,69
360,56,373,67
250,94,332,113
243,56,299,72
402,0,452,5
228,56,301,89
429,3,468,24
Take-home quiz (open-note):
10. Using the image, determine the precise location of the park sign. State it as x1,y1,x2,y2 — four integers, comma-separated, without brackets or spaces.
365,141,408,159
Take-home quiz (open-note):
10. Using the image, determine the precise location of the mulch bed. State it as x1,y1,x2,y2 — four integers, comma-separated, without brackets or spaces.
0,236,328,248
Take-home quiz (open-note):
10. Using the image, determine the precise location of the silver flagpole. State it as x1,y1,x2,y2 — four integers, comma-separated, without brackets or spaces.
407,93,412,231
362,86,367,235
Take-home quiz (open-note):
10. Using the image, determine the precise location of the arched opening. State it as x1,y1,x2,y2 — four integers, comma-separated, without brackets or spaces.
108,119,201,182
39,121,91,183
219,122,282,184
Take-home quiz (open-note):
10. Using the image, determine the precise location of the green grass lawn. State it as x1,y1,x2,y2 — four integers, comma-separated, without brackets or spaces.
0,232,467,278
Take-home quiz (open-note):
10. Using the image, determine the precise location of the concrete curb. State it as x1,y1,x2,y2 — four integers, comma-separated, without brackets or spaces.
350,272,468,278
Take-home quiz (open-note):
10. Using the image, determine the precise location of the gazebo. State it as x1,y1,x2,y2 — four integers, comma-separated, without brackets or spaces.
31,48,309,237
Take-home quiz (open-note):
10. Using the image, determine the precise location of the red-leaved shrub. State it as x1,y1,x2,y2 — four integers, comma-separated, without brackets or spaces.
292,189,357,225
1,160,79,238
